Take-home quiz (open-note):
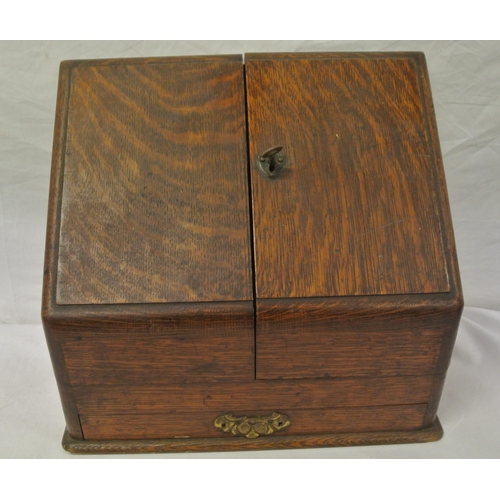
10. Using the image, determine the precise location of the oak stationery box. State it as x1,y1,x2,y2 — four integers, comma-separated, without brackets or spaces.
42,52,463,454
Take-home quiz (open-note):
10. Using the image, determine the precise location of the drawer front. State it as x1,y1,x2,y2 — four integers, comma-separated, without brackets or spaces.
80,404,428,440
73,377,436,414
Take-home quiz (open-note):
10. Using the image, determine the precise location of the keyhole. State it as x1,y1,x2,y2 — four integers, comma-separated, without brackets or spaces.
257,146,285,179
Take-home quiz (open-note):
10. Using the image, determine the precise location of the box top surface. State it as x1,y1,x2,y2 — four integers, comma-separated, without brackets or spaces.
246,53,450,298
53,56,253,305
47,53,455,307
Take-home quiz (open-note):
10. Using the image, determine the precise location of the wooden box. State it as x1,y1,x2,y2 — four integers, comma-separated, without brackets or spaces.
42,52,463,453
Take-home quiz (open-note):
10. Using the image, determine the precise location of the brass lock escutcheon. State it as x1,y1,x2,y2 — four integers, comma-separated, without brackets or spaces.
214,411,291,439
257,146,287,179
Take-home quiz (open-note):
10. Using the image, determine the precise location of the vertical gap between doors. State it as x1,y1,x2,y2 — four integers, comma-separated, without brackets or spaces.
243,60,258,380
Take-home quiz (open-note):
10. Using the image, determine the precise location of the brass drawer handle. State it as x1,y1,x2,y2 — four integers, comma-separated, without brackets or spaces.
214,411,291,438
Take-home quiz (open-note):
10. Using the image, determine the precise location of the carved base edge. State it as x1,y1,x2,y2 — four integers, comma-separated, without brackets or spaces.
62,417,443,455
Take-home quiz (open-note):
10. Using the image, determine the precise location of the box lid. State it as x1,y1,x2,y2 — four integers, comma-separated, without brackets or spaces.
54,56,253,305
245,52,450,299
51,52,454,308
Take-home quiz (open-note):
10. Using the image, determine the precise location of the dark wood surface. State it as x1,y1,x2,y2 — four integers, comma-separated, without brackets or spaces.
423,369,447,427
80,404,427,440
55,56,252,305
43,333,83,439
71,375,437,414
62,332,254,385
43,301,254,336
245,52,449,299
256,294,462,379
42,56,256,440
42,52,463,450
63,418,443,454
43,301,255,384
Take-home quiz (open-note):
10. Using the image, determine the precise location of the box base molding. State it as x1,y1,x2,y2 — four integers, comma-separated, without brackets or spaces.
62,417,443,454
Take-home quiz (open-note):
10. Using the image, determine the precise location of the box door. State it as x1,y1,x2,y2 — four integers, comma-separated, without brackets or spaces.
56,55,253,306
245,53,454,379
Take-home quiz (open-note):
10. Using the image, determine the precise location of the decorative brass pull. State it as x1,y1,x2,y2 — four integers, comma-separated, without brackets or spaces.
214,412,291,439
257,146,287,179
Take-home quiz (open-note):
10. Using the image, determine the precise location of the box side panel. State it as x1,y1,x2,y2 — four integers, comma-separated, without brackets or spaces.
42,61,83,439
415,52,463,302
42,331,83,439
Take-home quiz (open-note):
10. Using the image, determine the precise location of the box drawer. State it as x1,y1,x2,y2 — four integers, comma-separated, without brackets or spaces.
81,404,428,440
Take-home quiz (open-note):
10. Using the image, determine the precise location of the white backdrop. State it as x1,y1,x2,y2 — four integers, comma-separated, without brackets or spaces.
1,40,499,458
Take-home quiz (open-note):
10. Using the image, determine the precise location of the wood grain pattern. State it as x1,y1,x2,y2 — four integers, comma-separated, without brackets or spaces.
56,56,252,305
42,62,85,439
43,333,83,438
63,418,443,454
44,302,255,394
42,53,463,451
70,375,437,414
80,404,427,440
62,332,254,385
42,57,255,441
423,368,447,427
246,53,449,299
256,294,462,379
43,301,254,337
